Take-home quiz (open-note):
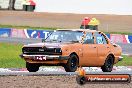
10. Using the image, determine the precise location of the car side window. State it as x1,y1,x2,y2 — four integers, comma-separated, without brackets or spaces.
83,33,94,44
95,33,108,44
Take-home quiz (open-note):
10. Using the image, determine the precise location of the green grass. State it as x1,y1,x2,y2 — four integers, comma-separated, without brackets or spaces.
115,55,132,66
0,24,57,30
0,42,131,68
0,42,25,68
105,32,132,35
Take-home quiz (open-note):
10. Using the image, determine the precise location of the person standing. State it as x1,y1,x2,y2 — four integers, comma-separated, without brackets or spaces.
9,0,16,10
23,0,36,11
80,17,90,29
29,0,36,11
88,18,100,31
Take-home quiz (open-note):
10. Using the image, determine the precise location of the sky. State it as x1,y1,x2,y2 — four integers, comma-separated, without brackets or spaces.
35,0,132,15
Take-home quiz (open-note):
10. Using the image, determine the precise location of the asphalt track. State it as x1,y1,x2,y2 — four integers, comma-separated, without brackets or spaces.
0,72,132,76
0,37,132,55
0,37,41,44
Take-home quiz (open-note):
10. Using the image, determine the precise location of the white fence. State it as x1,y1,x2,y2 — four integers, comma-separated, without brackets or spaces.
0,0,10,9
14,0,23,10
0,0,23,9
35,0,132,15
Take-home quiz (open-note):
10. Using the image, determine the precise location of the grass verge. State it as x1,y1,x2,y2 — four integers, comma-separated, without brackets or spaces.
115,55,132,66
0,24,57,30
0,42,25,68
105,32,132,35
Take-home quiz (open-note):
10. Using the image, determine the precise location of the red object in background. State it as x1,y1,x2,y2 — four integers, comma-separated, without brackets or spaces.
81,17,90,25
110,34,127,43
29,0,36,6
11,29,26,38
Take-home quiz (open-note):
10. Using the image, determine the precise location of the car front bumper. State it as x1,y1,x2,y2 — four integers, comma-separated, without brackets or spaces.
19,54,69,60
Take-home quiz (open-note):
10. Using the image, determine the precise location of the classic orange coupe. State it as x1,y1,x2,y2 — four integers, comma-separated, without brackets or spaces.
20,29,123,72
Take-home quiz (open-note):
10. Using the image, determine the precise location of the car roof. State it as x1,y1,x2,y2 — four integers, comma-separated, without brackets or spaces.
56,29,100,33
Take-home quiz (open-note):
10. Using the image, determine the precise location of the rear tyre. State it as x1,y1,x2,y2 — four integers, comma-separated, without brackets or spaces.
101,55,114,72
64,55,78,72
26,62,40,72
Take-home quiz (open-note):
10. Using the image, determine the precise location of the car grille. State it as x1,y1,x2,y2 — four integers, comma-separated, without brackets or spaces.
22,47,62,55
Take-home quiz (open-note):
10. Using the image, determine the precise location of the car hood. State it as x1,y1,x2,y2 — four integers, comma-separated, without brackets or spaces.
23,42,68,48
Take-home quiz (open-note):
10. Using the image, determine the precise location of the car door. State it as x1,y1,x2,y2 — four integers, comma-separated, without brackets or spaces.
94,32,110,66
81,32,98,66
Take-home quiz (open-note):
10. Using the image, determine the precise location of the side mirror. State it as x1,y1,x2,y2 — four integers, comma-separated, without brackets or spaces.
113,44,117,47
42,39,45,42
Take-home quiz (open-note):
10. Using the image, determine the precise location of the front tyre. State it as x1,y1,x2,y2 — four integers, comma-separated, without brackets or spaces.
26,62,40,72
101,55,114,72
64,55,79,72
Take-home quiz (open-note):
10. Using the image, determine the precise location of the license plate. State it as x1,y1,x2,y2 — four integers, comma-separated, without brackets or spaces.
34,56,46,60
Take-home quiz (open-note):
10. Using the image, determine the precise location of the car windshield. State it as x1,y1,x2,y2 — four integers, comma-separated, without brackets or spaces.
44,30,83,43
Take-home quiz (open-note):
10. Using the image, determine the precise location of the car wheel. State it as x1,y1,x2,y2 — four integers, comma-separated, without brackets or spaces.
64,54,78,72
26,62,40,72
101,55,114,72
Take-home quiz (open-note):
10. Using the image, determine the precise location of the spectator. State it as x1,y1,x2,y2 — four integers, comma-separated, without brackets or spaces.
80,17,90,29
88,18,100,31
23,0,36,11
9,0,16,10
29,0,36,10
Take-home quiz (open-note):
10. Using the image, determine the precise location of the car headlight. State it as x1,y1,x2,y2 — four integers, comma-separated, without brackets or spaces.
55,48,62,53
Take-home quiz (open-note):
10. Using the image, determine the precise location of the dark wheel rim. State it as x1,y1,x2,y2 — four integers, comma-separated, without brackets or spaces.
64,55,78,72
70,57,77,69
106,56,113,70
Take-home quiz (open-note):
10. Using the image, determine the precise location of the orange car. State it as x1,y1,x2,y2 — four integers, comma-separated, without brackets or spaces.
20,29,123,72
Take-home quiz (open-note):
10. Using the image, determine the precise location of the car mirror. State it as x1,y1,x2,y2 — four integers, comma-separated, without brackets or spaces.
112,43,118,47
113,44,117,47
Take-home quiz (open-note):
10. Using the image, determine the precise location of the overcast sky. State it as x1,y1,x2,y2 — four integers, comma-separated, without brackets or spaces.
35,0,132,15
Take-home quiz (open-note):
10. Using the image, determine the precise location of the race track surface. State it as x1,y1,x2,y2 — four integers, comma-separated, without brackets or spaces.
0,76,131,88
0,37,41,44
0,67,132,88
0,66,132,75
